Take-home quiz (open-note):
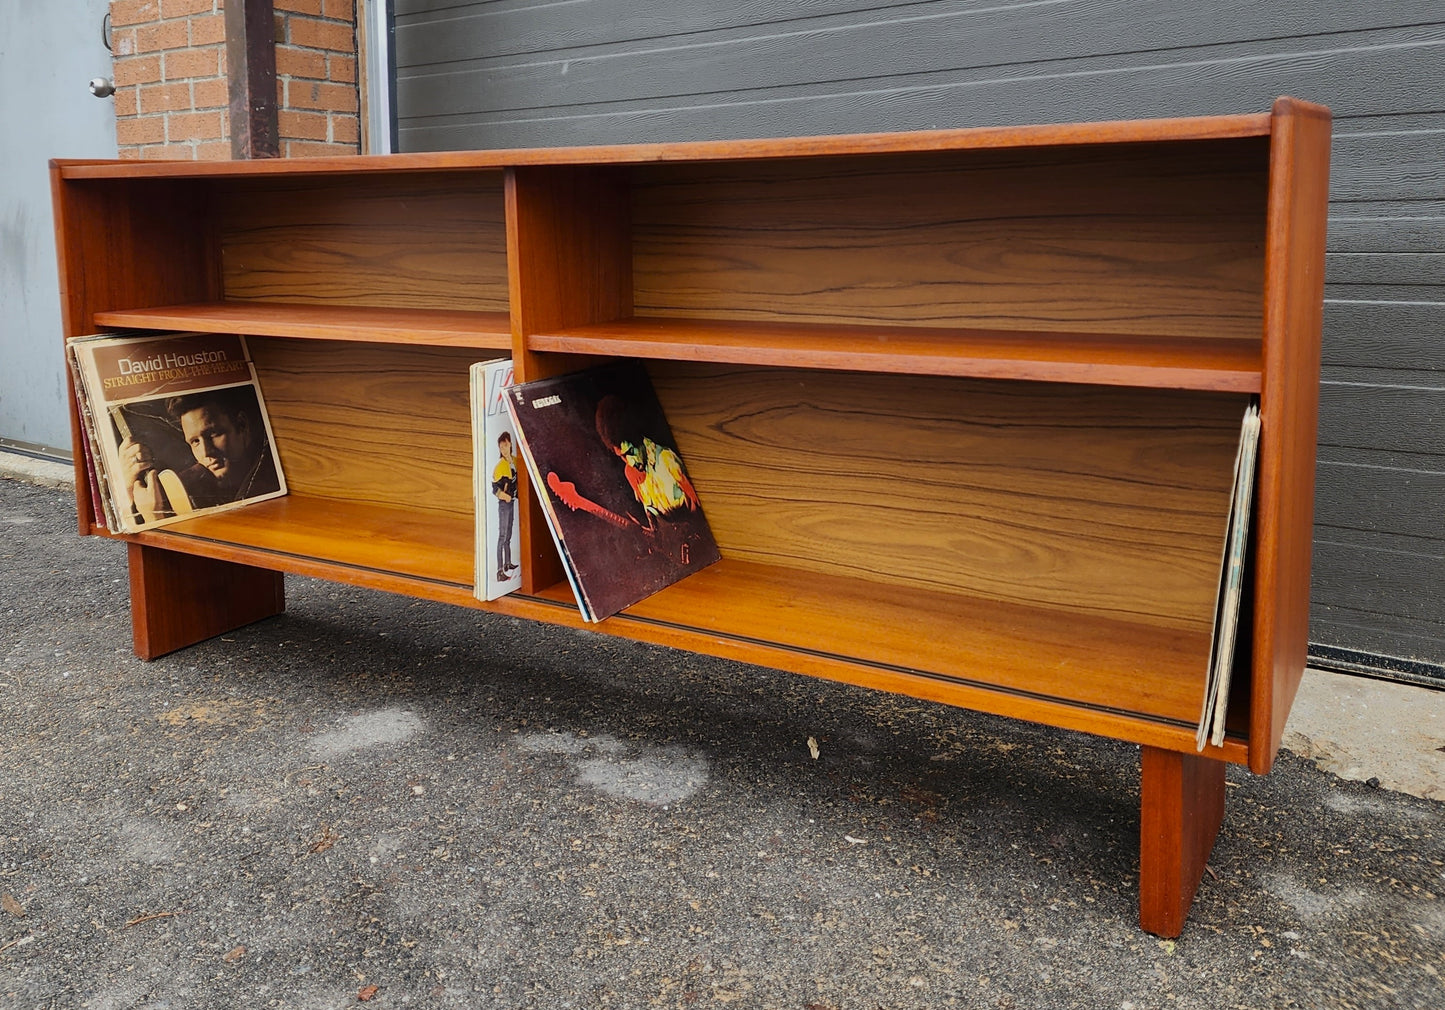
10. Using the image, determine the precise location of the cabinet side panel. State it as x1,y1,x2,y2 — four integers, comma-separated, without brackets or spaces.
215,174,509,311
51,175,218,534
52,167,100,534
656,363,1246,635
633,142,1268,340
1251,100,1331,774
247,339,475,522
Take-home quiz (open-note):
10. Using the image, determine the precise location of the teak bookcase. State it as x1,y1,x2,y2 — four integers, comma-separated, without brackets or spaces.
51,97,1330,937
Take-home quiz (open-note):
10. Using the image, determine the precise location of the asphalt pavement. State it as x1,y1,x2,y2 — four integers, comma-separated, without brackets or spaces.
2,475,1443,1009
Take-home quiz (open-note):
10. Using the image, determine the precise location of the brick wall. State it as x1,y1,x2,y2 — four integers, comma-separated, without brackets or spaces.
108,0,360,160
275,0,360,157
110,0,229,159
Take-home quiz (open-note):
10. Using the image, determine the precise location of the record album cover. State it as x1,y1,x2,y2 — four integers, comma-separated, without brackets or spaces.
506,360,720,621
471,358,523,601
68,331,286,533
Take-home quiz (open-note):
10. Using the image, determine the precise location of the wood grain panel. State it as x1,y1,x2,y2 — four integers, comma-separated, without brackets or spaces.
128,543,284,660
632,143,1268,339
529,317,1262,392
247,338,476,520
94,302,511,349
50,174,219,533
157,494,474,587
506,165,634,592
214,173,508,311
1139,746,1226,938
653,363,1246,633
1251,98,1332,774
615,556,1217,727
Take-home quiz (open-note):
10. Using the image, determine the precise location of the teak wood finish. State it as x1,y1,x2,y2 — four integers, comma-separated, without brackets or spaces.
50,98,1331,937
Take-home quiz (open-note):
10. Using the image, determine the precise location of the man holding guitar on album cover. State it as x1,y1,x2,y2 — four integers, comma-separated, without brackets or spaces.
119,387,281,525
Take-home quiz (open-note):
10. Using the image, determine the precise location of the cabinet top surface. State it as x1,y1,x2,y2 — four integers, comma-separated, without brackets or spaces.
52,101,1326,182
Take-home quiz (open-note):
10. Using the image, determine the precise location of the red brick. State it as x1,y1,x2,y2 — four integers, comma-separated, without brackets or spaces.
285,140,356,158
288,16,356,53
280,109,330,141
116,116,167,146
119,148,144,161
111,28,138,58
287,80,358,114
168,110,224,141
109,1,162,28
164,46,221,80
160,0,215,16
139,81,192,113
274,0,324,14
330,114,360,145
190,12,226,46
276,45,327,80
114,55,162,87
322,0,356,22
192,78,229,110
114,88,139,118
328,54,356,84
149,143,201,159
195,141,233,161
136,19,189,52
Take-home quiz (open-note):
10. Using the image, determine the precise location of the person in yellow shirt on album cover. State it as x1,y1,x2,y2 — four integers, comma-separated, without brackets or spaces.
491,431,520,583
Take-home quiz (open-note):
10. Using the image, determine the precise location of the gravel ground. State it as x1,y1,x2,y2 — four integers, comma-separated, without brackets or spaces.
2,477,1442,1009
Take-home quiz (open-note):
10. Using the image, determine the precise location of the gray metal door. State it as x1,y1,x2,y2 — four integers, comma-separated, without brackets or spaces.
391,1,1445,680
0,0,118,457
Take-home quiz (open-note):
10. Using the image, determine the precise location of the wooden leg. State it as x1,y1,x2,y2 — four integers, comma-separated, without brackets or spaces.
1139,745,1226,937
128,543,285,660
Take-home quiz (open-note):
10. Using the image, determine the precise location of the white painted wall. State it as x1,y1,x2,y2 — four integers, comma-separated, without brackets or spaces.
0,0,117,455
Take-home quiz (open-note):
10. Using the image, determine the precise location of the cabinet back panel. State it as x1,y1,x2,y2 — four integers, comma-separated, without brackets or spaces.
632,141,1268,339
249,339,475,521
654,363,1246,633
212,174,509,312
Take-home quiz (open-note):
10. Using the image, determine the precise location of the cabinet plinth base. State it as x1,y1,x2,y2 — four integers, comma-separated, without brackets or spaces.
1139,745,1227,937
128,543,285,660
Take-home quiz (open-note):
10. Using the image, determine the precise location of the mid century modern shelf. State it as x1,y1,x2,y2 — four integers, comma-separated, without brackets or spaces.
51,97,1330,937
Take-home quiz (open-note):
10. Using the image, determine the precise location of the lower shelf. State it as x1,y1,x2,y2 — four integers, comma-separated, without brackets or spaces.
566,559,1216,727
124,494,1244,761
141,494,474,588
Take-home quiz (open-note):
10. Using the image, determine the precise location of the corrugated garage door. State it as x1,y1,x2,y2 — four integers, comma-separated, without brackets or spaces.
392,0,1445,684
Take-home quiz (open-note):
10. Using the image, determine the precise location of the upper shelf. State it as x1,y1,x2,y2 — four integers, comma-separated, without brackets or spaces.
93,301,512,349
90,303,1262,389
528,317,1263,392
52,109,1281,180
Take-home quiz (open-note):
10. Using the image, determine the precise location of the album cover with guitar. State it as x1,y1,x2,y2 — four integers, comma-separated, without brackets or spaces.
505,360,720,622
68,331,287,533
